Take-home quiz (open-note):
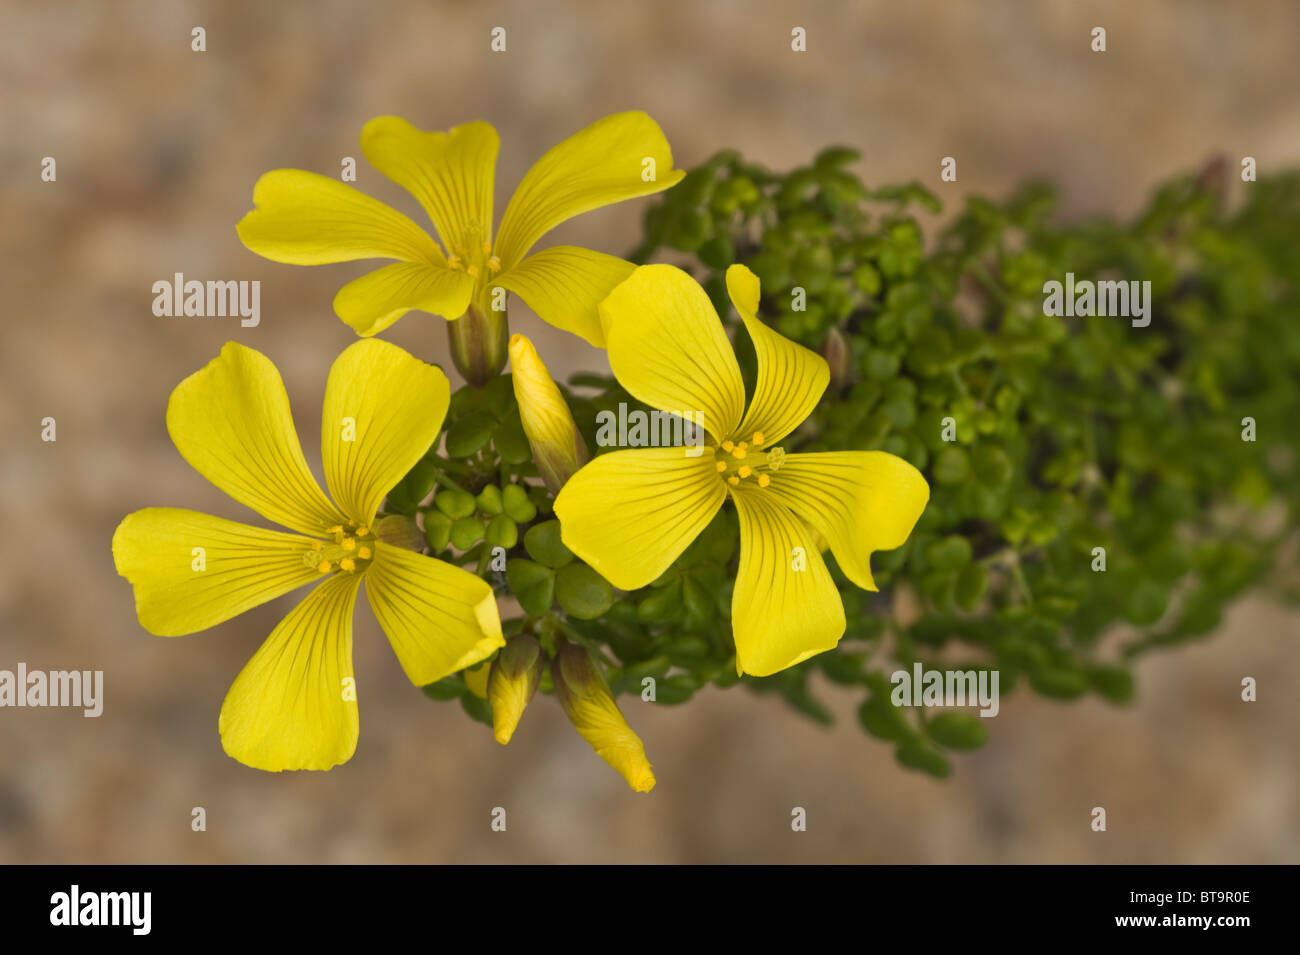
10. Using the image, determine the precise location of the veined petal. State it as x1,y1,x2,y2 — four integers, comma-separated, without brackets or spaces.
493,111,684,268
364,542,504,686
730,487,845,677
495,246,634,348
236,169,445,265
321,339,450,527
766,451,930,592
334,261,474,337
727,264,830,446
112,508,321,636
219,572,363,772
554,447,725,592
167,342,347,536
361,117,498,257
599,264,745,439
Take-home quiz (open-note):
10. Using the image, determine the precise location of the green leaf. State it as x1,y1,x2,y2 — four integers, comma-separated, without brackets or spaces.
955,563,989,610
502,483,538,523
933,447,970,484
925,535,972,571
402,458,438,503
434,488,477,520
445,410,497,458
459,692,494,727
476,484,504,515
896,742,951,778
421,675,465,701
524,519,574,569
485,514,518,549
555,563,614,619
493,413,531,465
1090,665,1135,703
505,559,555,616
423,511,453,551
450,517,484,550
926,712,990,749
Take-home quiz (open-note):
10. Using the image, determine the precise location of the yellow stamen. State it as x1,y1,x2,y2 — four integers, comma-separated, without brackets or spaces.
727,476,740,486
738,465,752,479
721,440,735,453
339,558,356,573
358,546,372,559
467,264,480,278
733,442,748,459
757,473,771,487
448,255,462,270
481,241,492,255
488,255,502,272
355,525,368,536
341,537,355,551
715,461,727,472
311,541,323,551
316,561,332,574
326,525,343,534
752,431,765,446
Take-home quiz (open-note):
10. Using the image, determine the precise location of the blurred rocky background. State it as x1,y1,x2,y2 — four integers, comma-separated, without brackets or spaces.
1,0,1297,862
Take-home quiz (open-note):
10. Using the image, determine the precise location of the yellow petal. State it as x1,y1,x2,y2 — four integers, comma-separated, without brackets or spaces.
730,486,846,677
552,643,655,792
554,447,725,592
364,542,504,686
361,117,498,258
219,572,363,772
599,264,745,440
493,111,684,268
463,660,491,699
236,169,445,265
495,246,635,347
727,264,830,446
333,261,475,337
112,508,321,636
321,339,450,526
167,342,347,536
766,451,930,592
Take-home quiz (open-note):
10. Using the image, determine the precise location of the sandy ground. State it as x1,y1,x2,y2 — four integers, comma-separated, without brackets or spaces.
1,0,1297,863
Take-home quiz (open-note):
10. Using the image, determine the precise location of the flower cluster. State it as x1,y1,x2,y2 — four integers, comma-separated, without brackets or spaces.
114,113,928,790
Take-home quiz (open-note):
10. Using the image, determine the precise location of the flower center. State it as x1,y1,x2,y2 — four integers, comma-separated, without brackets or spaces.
444,221,502,280
302,523,377,575
713,431,784,488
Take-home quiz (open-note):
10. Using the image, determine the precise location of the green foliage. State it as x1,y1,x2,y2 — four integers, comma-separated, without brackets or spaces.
400,149,1300,776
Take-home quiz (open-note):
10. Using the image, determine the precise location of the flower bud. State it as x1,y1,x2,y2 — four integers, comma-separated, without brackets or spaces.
821,325,852,390
551,642,655,793
374,514,423,551
488,634,543,744
509,334,589,495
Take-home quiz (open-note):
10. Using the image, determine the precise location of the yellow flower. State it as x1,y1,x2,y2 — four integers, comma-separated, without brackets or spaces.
236,112,683,349
112,340,504,771
554,264,931,677
509,333,588,494
551,642,655,793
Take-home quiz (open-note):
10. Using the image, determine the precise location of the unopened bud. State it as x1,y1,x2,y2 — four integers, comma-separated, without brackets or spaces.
488,635,543,744
821,326,852,390
509,334,589,494
552,642,655,793
374,514,423,551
